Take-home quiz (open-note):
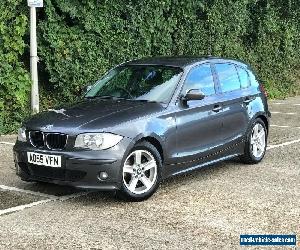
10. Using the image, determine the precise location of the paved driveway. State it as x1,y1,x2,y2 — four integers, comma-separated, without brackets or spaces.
0,97,299,249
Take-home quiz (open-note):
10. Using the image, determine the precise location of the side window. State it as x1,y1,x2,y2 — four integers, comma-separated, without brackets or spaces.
236,66,250,88
183,64,216,96
215,63,240,92
248,70,259,87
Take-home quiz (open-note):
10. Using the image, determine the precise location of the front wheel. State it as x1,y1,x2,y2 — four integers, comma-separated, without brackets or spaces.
240,118,267,164
116,141,162,201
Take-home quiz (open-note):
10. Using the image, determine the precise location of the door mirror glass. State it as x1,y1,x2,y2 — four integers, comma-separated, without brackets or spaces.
183,89,205,101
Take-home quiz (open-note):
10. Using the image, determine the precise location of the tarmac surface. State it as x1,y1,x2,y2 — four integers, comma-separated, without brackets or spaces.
0,96,299,249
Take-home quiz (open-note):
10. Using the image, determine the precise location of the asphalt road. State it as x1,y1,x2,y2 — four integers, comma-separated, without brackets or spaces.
0,97,299,249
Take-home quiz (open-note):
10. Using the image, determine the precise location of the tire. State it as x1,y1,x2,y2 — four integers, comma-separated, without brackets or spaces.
116,141,162,201
240,118,267,164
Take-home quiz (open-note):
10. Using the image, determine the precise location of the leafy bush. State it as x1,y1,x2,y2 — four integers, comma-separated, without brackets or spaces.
0,0,300,133
0,0,31,133
38,0,300,102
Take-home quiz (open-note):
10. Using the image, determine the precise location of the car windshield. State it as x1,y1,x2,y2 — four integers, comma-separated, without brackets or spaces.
85,65,183,103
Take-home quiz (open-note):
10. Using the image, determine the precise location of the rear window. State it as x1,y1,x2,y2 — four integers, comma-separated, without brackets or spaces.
236,66,250,88
248,70,260,87
215,63,240,92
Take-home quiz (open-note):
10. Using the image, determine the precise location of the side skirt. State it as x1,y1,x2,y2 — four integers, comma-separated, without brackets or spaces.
162,140,245,179
167,153,241,178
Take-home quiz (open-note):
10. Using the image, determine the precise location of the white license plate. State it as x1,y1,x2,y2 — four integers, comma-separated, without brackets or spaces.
27,152,61,168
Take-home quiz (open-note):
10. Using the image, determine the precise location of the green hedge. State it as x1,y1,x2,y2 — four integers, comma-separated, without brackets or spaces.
0,0,31,133
1,0,300,133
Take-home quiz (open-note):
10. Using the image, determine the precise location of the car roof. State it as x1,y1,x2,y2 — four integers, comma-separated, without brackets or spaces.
124,56,250,69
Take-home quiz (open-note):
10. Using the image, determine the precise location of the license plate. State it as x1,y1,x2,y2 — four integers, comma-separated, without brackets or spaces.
27,152,61,168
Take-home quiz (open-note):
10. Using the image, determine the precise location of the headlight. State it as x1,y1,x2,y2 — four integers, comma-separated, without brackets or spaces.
74,133,123,150
17,127,27,142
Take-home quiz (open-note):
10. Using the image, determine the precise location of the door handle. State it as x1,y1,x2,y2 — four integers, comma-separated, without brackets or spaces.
243,97,253,104
212,105,222,112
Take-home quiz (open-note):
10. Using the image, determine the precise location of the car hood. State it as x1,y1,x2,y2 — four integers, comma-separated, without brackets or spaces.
24,99,165,134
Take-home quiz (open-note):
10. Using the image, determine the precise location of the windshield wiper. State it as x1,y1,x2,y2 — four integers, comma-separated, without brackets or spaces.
85,95,136,102
134,99,163,104
85,95,116,99
85,96,163,104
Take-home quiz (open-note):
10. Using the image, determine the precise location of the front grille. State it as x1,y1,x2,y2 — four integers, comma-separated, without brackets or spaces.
29,131,44,147
29,131,67,150
46,133,67,150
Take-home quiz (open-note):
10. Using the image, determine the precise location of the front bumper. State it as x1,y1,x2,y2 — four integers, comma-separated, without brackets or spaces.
13,137,132,190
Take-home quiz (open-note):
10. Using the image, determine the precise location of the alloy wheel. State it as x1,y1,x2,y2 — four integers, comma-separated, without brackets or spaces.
250,123,266,158
122,149,157,195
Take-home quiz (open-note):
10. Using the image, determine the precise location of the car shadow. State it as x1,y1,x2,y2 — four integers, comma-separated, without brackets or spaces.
18,181,81,196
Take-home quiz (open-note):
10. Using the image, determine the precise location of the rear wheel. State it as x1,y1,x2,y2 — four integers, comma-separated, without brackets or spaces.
116,141,162,201
240,118,267,164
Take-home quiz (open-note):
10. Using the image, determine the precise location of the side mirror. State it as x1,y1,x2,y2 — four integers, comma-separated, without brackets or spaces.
182,89,205,101
84,85,93,93
83,85,92,94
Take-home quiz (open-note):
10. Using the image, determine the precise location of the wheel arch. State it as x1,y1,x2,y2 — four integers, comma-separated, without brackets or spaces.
132,134,165,164
142,136,164,163
255,114,269,134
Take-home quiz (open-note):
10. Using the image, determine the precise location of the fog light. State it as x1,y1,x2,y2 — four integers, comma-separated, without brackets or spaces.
98,171,108,180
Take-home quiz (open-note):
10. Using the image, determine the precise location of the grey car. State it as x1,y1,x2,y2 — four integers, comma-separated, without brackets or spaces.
14,56,271,201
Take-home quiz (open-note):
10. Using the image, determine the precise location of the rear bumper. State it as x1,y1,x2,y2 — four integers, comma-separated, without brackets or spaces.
13,137,132,190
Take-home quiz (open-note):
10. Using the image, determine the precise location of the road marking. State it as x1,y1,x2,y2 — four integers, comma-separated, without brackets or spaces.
271,102,300,106
0,191,92,216
0,185,58,199
0,142,14,146
271,111,296,115
0,199,53,216
267,139,300,150
0,184,91,201
271,102,285,105
270,125,290,128
270,124,300,129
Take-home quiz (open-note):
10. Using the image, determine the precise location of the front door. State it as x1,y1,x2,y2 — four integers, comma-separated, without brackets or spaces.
172,63,224,165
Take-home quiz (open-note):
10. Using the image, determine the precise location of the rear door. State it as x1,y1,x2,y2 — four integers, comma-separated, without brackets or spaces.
213,63,249,148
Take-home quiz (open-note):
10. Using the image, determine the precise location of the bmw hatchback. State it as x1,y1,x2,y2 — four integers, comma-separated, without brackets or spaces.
14,56,270,201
